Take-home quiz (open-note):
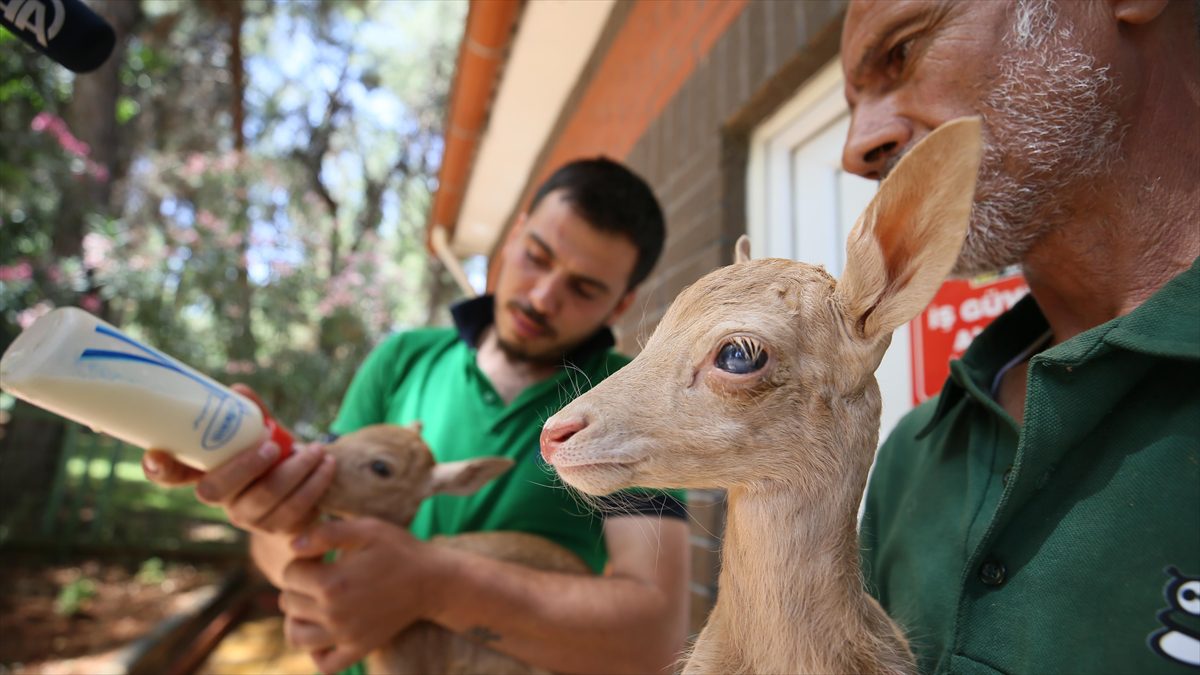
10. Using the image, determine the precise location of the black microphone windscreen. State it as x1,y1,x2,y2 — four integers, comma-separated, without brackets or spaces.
1,0,116,73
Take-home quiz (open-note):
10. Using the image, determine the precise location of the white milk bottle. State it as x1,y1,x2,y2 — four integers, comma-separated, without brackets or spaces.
0,307,293,470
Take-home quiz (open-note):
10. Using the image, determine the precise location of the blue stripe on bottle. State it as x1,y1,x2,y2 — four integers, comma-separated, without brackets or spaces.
79,348,224,397
78,327,248,451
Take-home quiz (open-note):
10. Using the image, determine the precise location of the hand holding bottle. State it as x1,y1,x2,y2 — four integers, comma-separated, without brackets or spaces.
143,384,338,536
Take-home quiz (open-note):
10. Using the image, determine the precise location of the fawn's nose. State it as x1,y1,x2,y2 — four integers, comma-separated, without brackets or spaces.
540,417,588,462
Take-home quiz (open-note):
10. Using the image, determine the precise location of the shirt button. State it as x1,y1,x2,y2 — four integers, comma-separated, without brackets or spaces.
483,392,498,404
1001,465,1013,486
979,560,1007,587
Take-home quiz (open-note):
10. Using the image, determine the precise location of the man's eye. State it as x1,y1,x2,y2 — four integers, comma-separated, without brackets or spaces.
885,38,912,73
572,285,597,300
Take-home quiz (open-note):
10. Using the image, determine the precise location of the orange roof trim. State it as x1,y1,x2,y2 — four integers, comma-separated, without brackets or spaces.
426,0,522,253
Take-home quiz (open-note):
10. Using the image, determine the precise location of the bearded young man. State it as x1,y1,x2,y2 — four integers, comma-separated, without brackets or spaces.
143,159,690,675
840,0,1199,672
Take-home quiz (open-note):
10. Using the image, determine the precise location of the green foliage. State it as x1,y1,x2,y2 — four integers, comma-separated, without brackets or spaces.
1,0,467,439
136,557,167,585
54,576,97,616
0,35,79,350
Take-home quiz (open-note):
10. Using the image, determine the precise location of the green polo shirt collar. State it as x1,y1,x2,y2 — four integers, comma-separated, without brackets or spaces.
919,256,1200,438
1101,256,1200,361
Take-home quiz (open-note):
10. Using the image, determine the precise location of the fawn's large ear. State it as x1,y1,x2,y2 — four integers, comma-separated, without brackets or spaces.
836,117,982,341
734,235,752,264
428,457,515,496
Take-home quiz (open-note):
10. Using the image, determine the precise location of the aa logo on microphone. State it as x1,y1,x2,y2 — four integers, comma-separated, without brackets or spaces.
0,0,66,48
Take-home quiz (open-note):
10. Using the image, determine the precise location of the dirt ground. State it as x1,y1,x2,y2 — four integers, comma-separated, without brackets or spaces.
196,614,314,675
0,557,228,673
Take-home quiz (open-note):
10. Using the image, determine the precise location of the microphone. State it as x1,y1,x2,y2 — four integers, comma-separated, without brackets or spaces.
1,0,116,73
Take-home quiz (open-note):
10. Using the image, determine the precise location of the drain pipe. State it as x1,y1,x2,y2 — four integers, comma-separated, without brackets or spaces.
431,224,478,298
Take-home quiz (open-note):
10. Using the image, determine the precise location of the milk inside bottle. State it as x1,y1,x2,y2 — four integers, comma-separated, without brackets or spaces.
0,307,292,470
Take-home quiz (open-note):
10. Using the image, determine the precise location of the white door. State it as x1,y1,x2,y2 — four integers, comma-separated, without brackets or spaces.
748,61,913,440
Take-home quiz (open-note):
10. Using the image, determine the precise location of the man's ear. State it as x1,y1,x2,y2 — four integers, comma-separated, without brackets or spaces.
607,289,636,325
428,457,515,496
836,117,983,341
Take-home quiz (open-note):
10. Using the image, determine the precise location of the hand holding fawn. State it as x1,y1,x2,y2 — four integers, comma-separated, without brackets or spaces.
316,424,588,675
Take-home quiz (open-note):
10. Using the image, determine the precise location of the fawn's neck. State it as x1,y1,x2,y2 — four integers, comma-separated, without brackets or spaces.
708,481,894,673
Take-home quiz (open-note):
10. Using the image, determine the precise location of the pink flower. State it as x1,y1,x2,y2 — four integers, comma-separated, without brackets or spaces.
31,112,92,158
183,153,209,177
225,360,257,375
86,160,109,182
0,261,33,282
61,137,90,157
30,112,53,132
79,294,102,313
82,232,113,271
173,227,199,245
17,301,54,329
196,210,229,236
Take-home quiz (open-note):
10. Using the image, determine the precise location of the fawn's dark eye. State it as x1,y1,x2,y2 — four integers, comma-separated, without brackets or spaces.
715,339,767,374
369,460,392,478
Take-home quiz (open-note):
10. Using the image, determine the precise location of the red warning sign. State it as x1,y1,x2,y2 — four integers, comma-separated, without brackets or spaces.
909,272,1029,404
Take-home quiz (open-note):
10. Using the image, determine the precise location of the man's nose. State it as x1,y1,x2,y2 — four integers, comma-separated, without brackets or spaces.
842,103,912,180
540,417,588,462
528,274,562,316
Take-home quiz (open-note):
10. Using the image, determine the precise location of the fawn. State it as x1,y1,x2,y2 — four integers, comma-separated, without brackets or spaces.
540,118,984,674
320,423,588,675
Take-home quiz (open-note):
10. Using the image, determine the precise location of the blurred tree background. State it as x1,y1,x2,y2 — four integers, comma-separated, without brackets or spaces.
0,0,467,522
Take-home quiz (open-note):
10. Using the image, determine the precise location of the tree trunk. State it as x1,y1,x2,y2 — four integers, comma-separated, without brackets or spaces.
59,0,142,257
227,0,257,363
2,0,144,524
0,403,68,534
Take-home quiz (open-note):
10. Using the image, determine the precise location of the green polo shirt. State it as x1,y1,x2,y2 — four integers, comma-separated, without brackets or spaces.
861,258,1200,674
331,297,685,575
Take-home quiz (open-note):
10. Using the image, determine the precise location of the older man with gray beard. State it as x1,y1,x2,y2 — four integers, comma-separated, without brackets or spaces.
840,0,1199,672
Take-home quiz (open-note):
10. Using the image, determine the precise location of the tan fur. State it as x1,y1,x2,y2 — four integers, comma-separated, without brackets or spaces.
544,118,983,675
320,424,589,675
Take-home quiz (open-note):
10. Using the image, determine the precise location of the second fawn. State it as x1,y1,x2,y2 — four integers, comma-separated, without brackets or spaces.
320,423,588,675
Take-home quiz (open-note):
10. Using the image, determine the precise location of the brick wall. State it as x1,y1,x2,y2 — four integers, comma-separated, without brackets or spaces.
488,0,748,289
618,1,846,345
614,0,846,632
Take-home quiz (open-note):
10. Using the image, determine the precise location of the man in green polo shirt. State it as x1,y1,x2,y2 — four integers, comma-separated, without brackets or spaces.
325,281,680,576
143,158,691,674
840,1,1199,673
